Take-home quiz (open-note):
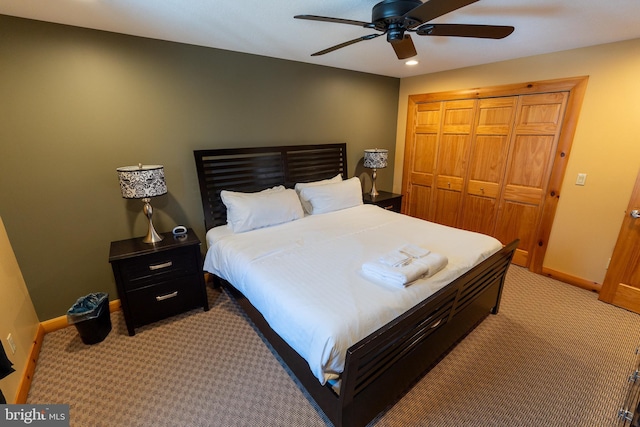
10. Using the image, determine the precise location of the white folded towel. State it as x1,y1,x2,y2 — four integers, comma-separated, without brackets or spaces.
398,243,430,259
378,251,411,267
417,252,448,278
378,244,430,267
362,251,448,288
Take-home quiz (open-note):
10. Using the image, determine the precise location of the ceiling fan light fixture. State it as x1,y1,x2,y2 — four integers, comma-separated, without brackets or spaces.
387,25,405,42
405,59,419,66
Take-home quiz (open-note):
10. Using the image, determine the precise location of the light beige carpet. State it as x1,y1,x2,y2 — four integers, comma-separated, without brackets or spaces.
27,266,640,426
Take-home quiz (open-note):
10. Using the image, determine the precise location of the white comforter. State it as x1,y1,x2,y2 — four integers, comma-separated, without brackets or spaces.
203,204,502,385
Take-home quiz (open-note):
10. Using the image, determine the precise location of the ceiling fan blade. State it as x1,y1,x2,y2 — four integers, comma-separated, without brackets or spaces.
310,33,382,56
416,24,514,39
390,34,418,60
403,0,479,29
294,15,373,29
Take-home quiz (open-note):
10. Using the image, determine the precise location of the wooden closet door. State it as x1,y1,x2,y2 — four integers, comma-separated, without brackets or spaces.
403,77,588,275
460,97,517,235
494,92,568,266
432,100,475,227
599,169,640,314
404,101,442,220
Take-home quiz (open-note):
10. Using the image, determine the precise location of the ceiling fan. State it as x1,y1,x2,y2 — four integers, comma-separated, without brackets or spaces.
294,0,514,60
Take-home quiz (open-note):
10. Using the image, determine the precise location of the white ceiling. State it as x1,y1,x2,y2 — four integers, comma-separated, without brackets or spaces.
2,0,640,78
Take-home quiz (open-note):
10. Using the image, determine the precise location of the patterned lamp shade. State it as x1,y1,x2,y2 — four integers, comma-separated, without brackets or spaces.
116,164,167,199
116,164,167,243
364,149,388,169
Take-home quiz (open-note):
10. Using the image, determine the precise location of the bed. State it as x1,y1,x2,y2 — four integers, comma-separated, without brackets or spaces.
194,143,518,427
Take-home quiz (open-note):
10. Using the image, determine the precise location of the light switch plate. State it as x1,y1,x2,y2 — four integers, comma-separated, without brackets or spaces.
7,334,16,354
576,173,587,186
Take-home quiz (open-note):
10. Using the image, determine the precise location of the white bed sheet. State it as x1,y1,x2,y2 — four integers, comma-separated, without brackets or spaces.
204,204,502,385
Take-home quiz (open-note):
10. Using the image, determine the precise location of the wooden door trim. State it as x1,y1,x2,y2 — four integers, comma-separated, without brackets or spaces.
406,77,588,103
528,78,588,273
402,76,589,275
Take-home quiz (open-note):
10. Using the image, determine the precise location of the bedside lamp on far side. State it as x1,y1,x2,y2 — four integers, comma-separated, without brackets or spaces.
364,148,388,198
117,164,167,244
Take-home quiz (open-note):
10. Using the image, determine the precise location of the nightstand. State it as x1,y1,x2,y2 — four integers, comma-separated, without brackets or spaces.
363,191,403,213
109,229,210,336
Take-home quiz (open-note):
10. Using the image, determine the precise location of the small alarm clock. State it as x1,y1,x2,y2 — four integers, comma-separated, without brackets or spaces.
172,225,187,236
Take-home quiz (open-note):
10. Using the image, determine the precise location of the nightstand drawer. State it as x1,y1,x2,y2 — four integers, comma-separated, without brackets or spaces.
126,276,201,327
376,198,402,212
363,191,403,214
119,249,198,290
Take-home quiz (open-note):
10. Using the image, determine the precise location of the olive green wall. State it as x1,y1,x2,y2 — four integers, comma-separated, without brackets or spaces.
0,15,400,320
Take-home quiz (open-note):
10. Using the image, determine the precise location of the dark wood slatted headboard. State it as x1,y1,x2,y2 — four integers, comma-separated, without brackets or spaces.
194,143,348,230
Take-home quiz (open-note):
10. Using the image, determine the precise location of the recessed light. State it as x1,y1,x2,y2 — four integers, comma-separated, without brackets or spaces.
405,60,419,66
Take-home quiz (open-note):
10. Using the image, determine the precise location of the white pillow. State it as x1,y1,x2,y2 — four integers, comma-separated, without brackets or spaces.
299,177,363,215
295,174,343,214
257,185,285,194
220,187,304,233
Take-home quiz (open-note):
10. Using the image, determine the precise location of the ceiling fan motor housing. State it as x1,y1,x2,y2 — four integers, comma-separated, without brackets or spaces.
372,0,423,41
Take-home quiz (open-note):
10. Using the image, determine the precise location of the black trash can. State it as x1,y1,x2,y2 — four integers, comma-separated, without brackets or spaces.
67,293,112,345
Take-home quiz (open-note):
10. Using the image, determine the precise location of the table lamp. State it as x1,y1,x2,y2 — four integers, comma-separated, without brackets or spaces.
117,164,167,243
364,149,388,198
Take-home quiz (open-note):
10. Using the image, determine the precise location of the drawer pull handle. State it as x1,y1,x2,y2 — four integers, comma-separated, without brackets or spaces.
149,261,173,271
430,318,443,329
156,291,178,301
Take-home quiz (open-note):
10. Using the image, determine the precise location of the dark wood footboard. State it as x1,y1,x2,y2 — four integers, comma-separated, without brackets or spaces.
217,239,518,427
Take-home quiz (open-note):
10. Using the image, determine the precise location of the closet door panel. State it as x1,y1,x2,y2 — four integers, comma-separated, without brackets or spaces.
494,201,539,266
460,195,497,236
502,184,544,205
433,100,475,226
469,135,509,183
509,134,554,186
495,92,568,267
515,93,567,134
436,175,464,191
413,134,438,174
437,134,469,177
403,102,442,219
415,102,442,133
407,183,431,220
467,180,500,198
460,97,516,234
433,188,462,227
408,133,438,220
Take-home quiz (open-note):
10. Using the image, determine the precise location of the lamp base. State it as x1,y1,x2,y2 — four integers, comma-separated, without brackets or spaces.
369,168,379,198
142,199,163,244
143,221,163,244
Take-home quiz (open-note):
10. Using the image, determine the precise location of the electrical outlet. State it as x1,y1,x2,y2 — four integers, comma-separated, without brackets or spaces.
576,173,587,186
6,334,16,354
